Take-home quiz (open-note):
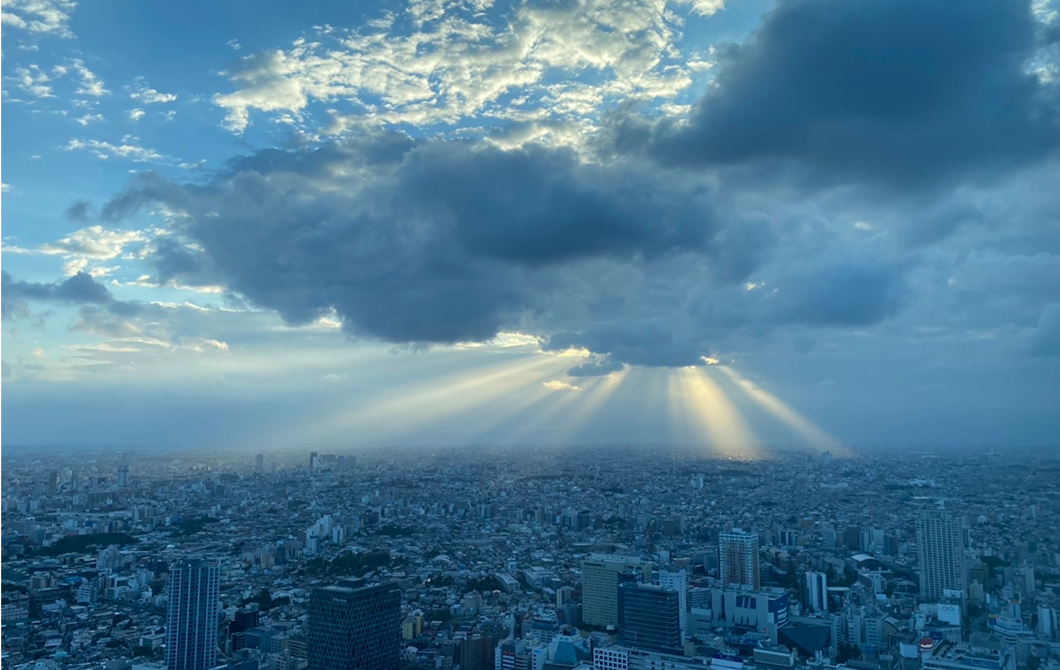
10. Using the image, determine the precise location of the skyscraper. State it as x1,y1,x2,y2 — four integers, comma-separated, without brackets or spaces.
582,555,648,627
166,560,220,670
618,583,683,653
917,510,967,601
805,571,827,613
255,454,265,473
719,530,760,589
657,570,688,641
307,578,400,670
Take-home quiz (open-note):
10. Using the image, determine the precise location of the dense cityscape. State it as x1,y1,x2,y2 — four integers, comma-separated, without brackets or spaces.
2,445,1058,670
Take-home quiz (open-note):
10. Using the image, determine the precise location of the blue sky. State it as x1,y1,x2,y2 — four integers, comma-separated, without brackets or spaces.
3,0,1060,452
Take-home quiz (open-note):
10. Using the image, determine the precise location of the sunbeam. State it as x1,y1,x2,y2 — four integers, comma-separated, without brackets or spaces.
299,353,565,444
670,367,761,459
716,365,847,455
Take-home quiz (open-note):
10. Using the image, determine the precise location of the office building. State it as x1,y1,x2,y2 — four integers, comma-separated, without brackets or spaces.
255,454,265,473
618,583,683,654
805,571,827,613
582,555,648,627
916,510,967,601
166,560,220,670
307,578,400,670
656,570,688,641
719,530,760,589
496,638,534,670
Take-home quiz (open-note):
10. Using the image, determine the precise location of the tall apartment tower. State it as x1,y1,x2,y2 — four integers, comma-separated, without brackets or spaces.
307,578,401,670
917,510,967,601
255,454,265,473
617,583,683,653
719,530,760,589
805,571,828,613
582,555,649,627
166,560,220,670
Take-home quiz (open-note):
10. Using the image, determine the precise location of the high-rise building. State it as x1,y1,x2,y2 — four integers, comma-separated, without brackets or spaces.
582,555,649,627
255,454,265,473
310,452,320,469
166,560,220,670
719,530,760,589
117,463,129,488
307,578,400,670
617,583,683,653
916,510,967,601
805,571,827,613
459,634,494,670
656,570,688,641
495,638,537,670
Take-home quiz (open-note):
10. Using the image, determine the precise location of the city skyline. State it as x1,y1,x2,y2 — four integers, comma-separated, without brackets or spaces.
3,0,1060,450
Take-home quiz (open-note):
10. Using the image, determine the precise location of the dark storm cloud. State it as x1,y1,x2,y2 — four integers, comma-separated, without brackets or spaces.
100,139,747,348
65,200,94,222
546,320,705,368
777,258,910,327
2,271,142,320
613,0,1059,188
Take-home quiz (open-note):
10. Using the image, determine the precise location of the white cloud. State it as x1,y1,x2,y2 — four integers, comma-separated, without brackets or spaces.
212,0,706,136
0,0,77,37
66,136,165,162
176,337,229,353
41,225,146,260
127,108,145,121
543,379,581,391
70,59,109,96
129,77,177,104
11,65,54,97
76,112,104,125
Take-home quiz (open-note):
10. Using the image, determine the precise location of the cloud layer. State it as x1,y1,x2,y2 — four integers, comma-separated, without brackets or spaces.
608,0,1059,189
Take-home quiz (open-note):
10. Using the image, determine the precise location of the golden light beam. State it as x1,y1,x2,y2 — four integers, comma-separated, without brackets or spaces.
305,353,564,442
544,368,628,439
472,366,630,443
440,361,586,441
715,365,846,455
671,367,762,459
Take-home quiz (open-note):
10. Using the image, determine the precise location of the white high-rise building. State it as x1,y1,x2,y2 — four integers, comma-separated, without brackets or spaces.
805,571,827,613
657,570,688,642
916,510,967,601
719,530,760,589
166,560,220,670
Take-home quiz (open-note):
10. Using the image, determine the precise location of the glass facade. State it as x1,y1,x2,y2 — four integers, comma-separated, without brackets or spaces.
618,583,682,654
307,579,401,670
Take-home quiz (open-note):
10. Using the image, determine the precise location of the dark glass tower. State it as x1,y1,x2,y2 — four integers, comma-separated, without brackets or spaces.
618,582,683,654
308,578,401,670
166,560,220,670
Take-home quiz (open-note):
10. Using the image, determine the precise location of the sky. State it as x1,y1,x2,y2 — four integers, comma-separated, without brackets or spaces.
2,0,1060,453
